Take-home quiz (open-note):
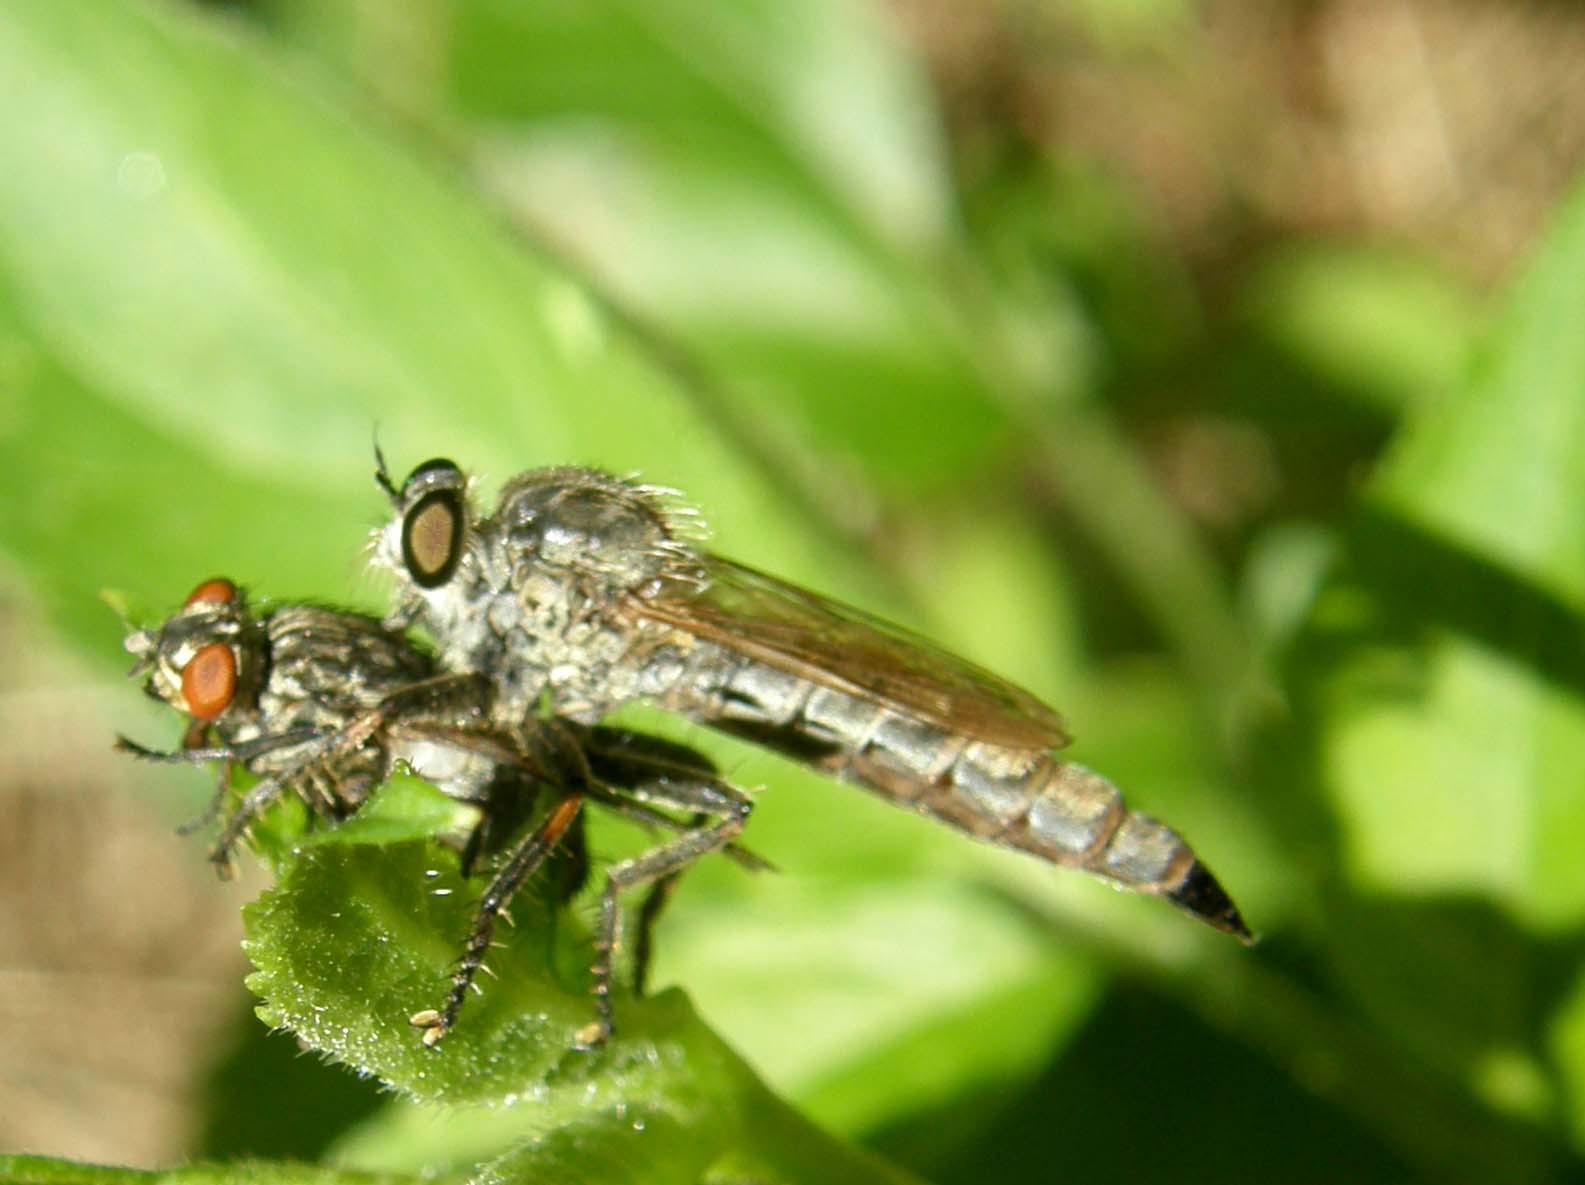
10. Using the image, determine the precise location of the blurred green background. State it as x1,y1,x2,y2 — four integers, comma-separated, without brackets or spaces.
3,0,1585,1182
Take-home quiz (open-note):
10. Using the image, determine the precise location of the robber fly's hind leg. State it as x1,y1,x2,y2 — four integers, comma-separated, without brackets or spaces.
631,858,687,998
577,727,733,1000
574,783,752,1050
409,792,585,1047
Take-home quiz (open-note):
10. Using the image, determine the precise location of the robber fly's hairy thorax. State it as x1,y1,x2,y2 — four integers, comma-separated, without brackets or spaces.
373,459,707,726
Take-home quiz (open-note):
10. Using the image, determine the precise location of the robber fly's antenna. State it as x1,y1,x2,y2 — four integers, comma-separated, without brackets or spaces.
373,428,399,502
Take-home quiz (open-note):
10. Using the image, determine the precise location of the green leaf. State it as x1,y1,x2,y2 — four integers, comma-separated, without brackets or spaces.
1289,175,1585,1166
1373,196,1585,609
1238,245,1479,414
656,880,1100,1135
1319,178,1585,927
1321,617,1585,919
470,1110,713,1185
242,838,918,1184
244,839,669,1105
301,774,479,851
0,1155,427,1185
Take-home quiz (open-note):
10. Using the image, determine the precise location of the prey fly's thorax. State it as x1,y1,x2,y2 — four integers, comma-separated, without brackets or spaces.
125,579,516,819
261,605,433,720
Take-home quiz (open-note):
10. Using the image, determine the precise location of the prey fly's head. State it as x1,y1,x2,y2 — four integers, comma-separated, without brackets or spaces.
124,578,265,726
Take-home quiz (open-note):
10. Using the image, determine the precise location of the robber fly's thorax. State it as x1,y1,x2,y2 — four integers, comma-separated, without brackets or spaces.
384,466,705,726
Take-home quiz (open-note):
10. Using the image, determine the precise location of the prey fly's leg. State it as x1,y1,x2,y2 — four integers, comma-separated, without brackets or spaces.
207,771,295,878
117,728,331,871
197,672,493,872
574,778,753,1050
409,793,585,1047
173,719,235,837
205,734,383,874
177,757,235,837
122,717,401,874
115,728,326,768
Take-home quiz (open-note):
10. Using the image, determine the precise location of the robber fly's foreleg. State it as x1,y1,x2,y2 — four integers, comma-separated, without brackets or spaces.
574,779,753,1050
404,719,599,1047
408,792,586,1047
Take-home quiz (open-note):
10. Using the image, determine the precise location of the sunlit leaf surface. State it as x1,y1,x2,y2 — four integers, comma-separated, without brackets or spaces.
1323,182,1585,926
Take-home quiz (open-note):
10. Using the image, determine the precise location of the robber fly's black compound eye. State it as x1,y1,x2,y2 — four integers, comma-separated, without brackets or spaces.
400,458,466,589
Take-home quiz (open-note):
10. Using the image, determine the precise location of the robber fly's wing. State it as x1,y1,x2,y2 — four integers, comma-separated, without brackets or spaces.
624,556,1072,751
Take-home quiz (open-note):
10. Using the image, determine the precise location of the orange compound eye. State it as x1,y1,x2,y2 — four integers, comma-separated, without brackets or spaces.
181,642,237,720
184,578,238,608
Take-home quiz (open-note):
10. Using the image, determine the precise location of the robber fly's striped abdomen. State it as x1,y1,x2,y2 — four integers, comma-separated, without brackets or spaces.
649,640,1248,938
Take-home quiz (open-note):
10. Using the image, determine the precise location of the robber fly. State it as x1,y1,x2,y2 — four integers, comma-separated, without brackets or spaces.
372,456,1253,1046
119,578,758,1042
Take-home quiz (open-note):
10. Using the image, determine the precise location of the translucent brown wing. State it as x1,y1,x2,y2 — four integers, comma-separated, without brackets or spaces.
625,556,1072,751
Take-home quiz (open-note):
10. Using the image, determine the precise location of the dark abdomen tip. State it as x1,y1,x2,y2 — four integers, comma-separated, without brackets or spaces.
1168,861,1255,945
